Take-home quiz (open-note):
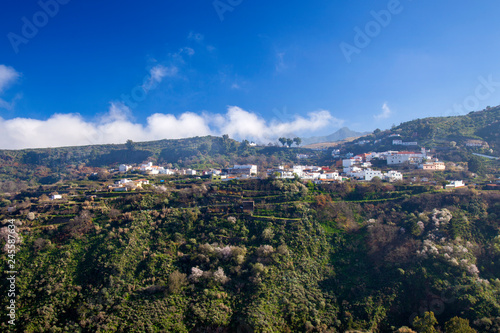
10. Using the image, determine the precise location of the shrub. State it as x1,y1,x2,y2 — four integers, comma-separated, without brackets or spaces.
168,270,187,294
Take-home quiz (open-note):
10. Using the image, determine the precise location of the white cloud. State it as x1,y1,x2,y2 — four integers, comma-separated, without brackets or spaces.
0,105,343,149
0,65,20,92
0,65,21,110
374,103,392,120
0,113,100,149
142,65,178,92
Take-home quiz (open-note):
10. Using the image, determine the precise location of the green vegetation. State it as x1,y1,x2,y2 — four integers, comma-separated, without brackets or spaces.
1,177,500,332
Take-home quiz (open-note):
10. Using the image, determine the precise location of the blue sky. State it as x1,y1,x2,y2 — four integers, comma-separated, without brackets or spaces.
1,0,500,148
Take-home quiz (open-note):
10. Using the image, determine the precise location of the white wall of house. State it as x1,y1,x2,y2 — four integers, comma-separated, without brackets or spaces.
342,159,356,168
364,170,383,181
385,171,403,181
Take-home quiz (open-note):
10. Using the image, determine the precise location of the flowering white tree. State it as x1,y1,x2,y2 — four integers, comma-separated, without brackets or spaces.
257,245,274,257
189,266,204,282
213,267,229,284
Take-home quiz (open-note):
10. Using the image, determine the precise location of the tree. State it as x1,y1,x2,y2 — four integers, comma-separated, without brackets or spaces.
286,138,293,147
396,328,417,333
445,317,476,333
239,140,250,154
126,139,135,151
168,270,187,294
213,267,229,284
467,156,484,174
65,210,94,238
97,169,110,180
413,312,438,333
279,137,287,147
262,228,275,240
293,137,302,147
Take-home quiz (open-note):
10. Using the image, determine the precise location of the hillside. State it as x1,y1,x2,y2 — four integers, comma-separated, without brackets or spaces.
0,135,328,192
1,178,499,332
339,106,500,159
0,135,320,170
391,106,500,148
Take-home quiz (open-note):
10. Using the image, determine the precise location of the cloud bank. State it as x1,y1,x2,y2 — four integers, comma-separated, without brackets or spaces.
0,105,342,149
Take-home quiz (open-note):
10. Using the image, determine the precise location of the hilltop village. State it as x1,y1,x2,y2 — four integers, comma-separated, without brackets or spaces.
108,147,450,188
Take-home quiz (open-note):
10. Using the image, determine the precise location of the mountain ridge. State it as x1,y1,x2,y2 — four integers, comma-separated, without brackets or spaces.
301,127,370,145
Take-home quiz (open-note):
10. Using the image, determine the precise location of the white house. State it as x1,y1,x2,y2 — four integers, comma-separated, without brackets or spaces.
178,169,197,176
365,153,379,161
116,179,133,185
135,179,150,186
419,161,446,171
159,168,176,175
231,165,258,175
292,166,304,178
274,170,295,179
364,170,383,181
342,159,357,168
345,167,365,179
353,155,364,163
207,169,221,175
445,180,465,189
140,162,154,172
186,169,197,176
148,168,160,175
119,164,132,172
385,171,403,182
50,194,63,200
301,172,322,180
387,152,425,165
323,172,340,180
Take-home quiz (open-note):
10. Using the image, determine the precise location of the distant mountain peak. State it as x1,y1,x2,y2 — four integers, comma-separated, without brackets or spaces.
302,127,370,145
